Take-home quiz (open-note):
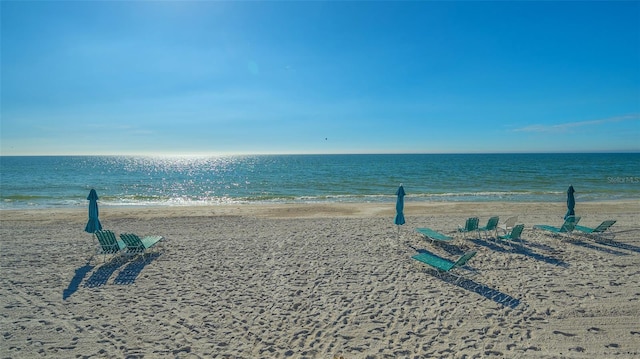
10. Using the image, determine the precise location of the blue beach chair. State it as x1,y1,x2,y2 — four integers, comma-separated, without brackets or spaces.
458,217,480,238
497,224,525,247
478,216,500,239
533,216,580,239
415,227,454,243
574,220,616,240
412,250,477,282
120,233,164,257
95,230,127,262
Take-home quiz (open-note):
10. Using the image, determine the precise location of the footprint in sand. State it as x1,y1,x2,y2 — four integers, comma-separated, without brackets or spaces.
484,350,504,356
552,330,576,337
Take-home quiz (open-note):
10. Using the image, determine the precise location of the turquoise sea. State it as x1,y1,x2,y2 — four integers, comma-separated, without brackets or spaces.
0,153,639,210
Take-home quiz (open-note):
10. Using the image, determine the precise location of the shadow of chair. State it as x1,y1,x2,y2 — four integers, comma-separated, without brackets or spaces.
594,238,640,254
421,267,521,309
84,260,127,288
469,238,569,268
567,238,629,257
113,252,162,285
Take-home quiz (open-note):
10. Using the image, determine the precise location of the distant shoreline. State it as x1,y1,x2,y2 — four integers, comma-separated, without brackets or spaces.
1,200,638,221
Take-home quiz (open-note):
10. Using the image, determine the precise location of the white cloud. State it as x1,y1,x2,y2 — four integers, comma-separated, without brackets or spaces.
514,114,640,133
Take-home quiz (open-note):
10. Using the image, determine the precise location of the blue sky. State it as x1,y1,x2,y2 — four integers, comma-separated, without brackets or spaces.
1,1,639,155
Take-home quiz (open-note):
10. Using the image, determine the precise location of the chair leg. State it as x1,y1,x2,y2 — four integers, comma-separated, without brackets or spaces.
452,272,465,284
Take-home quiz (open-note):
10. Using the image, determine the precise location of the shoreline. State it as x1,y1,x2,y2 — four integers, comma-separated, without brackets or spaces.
1,199,638,221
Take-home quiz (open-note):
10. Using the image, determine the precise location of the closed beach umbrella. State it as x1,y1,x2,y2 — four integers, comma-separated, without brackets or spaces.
564,185,575,220
84,189,102,233
394,184,406,226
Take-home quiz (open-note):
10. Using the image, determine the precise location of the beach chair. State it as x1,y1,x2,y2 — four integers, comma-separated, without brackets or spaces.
120,233,164,257
533,216,580,239
415,227,454,243
457,217,479,238
574,220,617,241
478,216,500,239
498,216,518,234
95,230,126,262
412,250,477,281
497,224,524,248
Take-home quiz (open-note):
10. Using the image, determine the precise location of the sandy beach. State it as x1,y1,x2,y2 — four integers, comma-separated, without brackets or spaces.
1,201,639,358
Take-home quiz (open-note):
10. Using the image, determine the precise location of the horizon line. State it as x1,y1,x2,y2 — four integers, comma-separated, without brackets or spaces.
1,150,639,157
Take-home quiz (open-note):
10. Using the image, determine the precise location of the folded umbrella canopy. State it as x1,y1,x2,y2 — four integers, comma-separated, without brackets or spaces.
395,184,406,226
84,189,103,234
564,185,575,220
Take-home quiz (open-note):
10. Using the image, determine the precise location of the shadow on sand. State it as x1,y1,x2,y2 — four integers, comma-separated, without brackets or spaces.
62,261,95,300
520,239,556,252
113,253,161,285
470,238,568,268
422,267,521,309
83,257,128,288
60,253,163,299
435,241,467,257
567,238,629,256
594,238,640,254
83,253,162,287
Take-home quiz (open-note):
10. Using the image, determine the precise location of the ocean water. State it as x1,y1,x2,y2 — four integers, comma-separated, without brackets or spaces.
0,153,639,210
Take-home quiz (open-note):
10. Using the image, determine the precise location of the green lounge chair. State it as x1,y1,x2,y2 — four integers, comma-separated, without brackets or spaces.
497,224,524,247
415,227,454,243
574,220,616,240
533,216,580,238
412,250,477,281
95,230,126,262
120,233,164,257
458,217,480,238
478,216,500,239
